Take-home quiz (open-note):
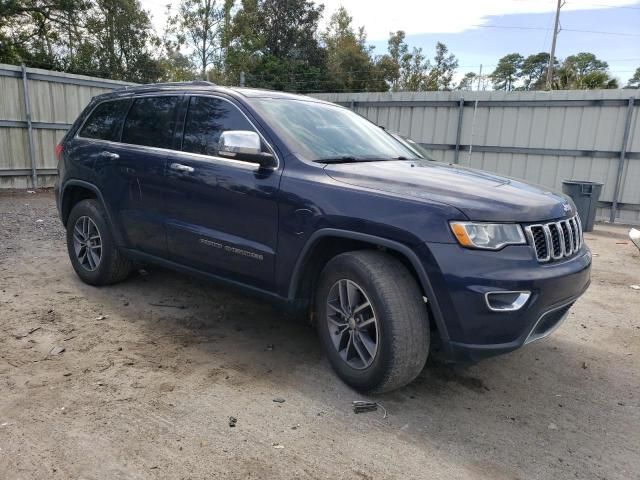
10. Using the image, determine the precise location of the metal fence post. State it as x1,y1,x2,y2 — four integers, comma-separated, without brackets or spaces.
610,96,635,223
350,99,355,111
454,97,464,164
21,64,37,189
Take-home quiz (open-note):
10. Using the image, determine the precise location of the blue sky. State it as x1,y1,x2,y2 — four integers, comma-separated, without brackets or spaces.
142,0,640,86
367,4,640,84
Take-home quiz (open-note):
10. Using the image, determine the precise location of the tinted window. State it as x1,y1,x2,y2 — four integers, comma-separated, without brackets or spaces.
121,96,180,149
78,100,129,141
182,97,255,156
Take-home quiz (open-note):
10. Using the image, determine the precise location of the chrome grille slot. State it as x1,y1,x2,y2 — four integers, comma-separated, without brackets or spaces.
549,223,563,259
525,215,583,263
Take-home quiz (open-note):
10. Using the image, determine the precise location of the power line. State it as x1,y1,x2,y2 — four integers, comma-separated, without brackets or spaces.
474,24,640,36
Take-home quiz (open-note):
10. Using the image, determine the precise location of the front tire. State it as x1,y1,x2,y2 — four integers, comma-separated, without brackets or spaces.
315,250,430,393
66,199,132,286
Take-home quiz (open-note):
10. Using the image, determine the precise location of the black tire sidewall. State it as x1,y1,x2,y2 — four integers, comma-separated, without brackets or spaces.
66,199,118,286
316,255,399,391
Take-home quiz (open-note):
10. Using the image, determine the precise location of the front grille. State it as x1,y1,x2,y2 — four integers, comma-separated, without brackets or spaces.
525,215,583,263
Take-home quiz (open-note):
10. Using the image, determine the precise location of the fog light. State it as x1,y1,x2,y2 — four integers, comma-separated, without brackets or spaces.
485,291,531,312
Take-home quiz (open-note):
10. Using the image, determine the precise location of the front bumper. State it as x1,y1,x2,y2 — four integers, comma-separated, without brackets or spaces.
419,241,592,362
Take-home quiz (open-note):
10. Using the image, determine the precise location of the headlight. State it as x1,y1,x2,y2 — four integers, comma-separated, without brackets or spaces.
449,222,526,250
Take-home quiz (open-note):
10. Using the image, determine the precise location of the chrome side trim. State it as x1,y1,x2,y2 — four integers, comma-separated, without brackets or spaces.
74,94,281,171
485,291,531,312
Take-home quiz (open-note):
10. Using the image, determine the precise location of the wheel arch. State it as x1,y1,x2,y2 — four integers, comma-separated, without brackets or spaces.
60,180,124,245
288,229,450,343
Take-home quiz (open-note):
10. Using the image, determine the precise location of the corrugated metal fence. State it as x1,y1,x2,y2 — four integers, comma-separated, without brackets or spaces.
0,63,133,189
312,91,640,224
1,63,638,224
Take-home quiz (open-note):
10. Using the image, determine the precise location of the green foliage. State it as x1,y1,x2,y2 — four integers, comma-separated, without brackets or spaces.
0,0,165,82
490,53,524,91
223,0,327,92
457,72,477,91
0,2,628,92
320,7,386,92
555,52,617,90
166,0,225,79
520,52,554,91
627,67,640,89
376,32,458,91
424,42,458,91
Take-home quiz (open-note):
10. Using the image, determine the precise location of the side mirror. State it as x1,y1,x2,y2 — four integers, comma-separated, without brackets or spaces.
217,130,276,169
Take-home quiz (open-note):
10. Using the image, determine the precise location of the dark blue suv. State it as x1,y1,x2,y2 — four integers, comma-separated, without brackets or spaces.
55,82,591,392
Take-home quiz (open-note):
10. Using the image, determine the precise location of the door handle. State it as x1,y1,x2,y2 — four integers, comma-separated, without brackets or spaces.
170,163,195,173
100,151,119,160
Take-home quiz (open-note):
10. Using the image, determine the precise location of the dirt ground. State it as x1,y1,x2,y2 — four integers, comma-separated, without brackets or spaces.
0,190,639,480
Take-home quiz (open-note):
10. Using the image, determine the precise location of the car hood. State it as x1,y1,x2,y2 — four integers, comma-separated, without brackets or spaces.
324,160,573,222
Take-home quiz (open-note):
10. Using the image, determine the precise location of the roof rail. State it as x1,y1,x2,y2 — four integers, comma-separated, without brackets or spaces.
117,80,217,90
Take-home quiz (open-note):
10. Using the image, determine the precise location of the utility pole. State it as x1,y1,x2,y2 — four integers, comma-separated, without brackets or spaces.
546,0,564,90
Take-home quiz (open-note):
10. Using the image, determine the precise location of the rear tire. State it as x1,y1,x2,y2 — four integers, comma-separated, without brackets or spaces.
66,199,132,286
315,250,430,393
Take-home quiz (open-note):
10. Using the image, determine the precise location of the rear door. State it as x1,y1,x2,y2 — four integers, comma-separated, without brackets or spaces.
89,95,181,256
163,95,282,290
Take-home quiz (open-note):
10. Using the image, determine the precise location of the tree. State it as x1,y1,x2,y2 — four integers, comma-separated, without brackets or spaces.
490,53,524,91
320,7,386,92
167,0,225,79
626,67,640,89
457,72,477,91
0,0,165,82
424,42,458,91
224,0,327,92
521,52,554,90
77,0,164,83
556,52,615,89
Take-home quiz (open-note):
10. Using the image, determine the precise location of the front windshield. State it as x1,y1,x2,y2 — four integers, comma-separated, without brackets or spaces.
391,133,436,161
249,98,418,162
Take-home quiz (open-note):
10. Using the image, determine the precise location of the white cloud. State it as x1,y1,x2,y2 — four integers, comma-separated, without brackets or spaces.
141,0,639,39
319,0,640,39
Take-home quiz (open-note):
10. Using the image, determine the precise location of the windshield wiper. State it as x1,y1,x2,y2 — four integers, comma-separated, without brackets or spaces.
313,156,399,164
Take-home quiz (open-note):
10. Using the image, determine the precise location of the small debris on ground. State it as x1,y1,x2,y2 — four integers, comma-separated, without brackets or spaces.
582,362,588,369
265,344,275,351
95,315,108,320
353,401,388,418
272,443,284,449
228,416,237,427
630,285,640,291
273,397,286,403
48,346,65,356
548,422,559,430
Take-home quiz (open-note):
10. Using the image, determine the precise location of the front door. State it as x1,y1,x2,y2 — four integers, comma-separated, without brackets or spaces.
163,95,282,290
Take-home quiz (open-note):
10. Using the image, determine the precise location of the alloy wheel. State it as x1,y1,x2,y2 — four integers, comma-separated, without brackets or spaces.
72,216,102,271
326,279,379,369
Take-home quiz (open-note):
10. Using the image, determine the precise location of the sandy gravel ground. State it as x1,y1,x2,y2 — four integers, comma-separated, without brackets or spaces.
1,190,639,480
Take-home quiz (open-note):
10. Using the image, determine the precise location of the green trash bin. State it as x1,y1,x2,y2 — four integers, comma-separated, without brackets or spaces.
561,180,603,232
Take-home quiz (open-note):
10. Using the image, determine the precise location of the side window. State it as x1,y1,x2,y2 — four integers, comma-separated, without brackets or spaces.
78,100,129,141
121,96,180,149
182,96,256,156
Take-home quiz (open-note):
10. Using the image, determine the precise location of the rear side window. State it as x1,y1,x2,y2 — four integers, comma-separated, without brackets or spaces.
78,100,129,141
121,96,180,149
182,96,255,156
